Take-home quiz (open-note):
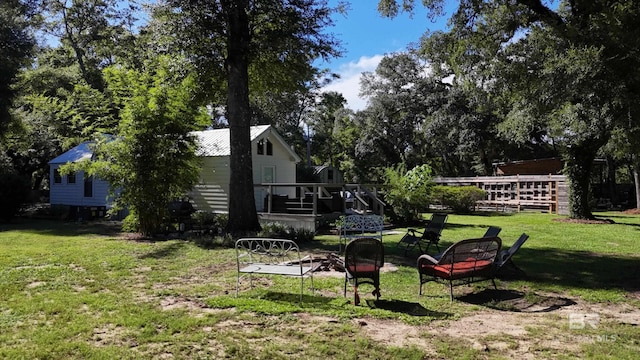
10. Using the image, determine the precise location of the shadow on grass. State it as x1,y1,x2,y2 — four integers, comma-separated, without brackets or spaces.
257,292,452,318
1,218,125,237
365,299,451,318
511,247,640,292
307,241,640,295
458,289,577,312
138,242,187,259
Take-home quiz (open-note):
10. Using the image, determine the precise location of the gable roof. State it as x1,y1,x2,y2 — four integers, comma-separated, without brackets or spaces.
48,125,301,165
48,142,93,165
192,125,301,162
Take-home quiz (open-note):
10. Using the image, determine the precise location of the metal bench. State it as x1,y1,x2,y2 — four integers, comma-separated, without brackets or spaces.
338,214,384,252
235,238,316,301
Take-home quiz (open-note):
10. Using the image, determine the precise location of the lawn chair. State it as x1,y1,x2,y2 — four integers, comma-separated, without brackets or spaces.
483,226,502,238
344,237,384,306
495,233,529,273
397,213,448,255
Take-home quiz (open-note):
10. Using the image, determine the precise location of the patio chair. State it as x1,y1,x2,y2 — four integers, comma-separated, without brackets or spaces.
344,237,384,305
483,226,502,238
431,226,502,261
495,233,529,273
397,213,448,255
418,236,502,300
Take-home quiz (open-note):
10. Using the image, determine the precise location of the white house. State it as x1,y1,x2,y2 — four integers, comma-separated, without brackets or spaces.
189,125,302,213
48,125,301,215
48,141,111,215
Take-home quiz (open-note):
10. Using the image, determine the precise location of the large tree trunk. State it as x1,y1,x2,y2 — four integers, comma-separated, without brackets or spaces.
223,0,261,234
564,144,598,219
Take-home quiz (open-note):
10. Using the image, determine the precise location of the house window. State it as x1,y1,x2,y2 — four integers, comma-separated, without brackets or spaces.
84,175,93,197
67,171,76,184
257,139,273,156
266,139,273,155
257,139,264,155
53,169,62,184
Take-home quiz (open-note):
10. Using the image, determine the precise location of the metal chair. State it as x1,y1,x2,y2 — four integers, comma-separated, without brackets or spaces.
344,237,384,305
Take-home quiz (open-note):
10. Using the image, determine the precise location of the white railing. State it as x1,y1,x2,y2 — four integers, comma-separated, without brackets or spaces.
255,183,385,217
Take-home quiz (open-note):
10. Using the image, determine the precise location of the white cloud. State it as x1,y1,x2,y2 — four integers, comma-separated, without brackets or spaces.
321,55,384,111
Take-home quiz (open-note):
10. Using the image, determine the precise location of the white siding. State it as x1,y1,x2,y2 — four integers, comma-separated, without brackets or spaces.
253,135,297,210
190,133,300,213
49,165,111,207
189,156,230,213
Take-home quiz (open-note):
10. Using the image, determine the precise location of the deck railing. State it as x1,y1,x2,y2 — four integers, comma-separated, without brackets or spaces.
255,183,385,217
433,175,568,214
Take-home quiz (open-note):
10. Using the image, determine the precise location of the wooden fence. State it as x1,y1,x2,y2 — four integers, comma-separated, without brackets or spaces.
434,175,569,215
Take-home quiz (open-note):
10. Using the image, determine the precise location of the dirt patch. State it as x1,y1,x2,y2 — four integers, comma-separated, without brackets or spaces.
623,208,640,215
350,294,640,358
355,317,435,354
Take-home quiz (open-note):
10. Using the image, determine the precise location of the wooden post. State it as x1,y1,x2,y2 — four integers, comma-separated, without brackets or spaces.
516,175,521,212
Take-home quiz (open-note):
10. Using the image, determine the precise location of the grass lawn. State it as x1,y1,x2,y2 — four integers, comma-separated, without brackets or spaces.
1,211,639,359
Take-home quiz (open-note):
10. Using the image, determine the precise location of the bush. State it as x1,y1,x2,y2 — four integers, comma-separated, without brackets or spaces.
122,212,140,232
293,228,315,243
0,171,30,221
431,185,486,213
258,222,315,243
383,164,435,224
258,222,293,239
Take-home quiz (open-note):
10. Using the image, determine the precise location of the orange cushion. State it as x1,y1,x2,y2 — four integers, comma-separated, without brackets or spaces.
421,259,493,279
347,264,378,273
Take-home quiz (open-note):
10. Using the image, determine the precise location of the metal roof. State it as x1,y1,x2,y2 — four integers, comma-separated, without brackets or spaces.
192,125,301,162
49,125,301,164
192,125,269,156
48,142,93,164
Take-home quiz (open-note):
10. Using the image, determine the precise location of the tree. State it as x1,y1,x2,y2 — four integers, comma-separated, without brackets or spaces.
307,91,347,167
357,51,523,178
0,0,36,136
154,0,342,234
379,0,640,219
66,62,203,236
42,0,141,91
383,164,435,223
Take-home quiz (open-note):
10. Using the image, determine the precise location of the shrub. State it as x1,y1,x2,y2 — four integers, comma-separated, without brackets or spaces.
257,222,315,243
122,211,140,232
293,228,315,243
383,164,435,224
258,222,293,239
431,185,486,213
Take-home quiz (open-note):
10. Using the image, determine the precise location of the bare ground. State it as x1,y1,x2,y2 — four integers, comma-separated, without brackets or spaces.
149,289,639,358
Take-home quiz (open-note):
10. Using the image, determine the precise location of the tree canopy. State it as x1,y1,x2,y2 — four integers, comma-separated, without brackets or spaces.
378,0,640,218
154,0,342,233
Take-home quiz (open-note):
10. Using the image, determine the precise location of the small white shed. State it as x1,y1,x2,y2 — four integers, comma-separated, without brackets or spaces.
48,142,111,215
313,165,344,184
189,125,302,213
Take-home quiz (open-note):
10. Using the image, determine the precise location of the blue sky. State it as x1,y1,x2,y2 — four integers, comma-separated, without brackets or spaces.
319,1,450,110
